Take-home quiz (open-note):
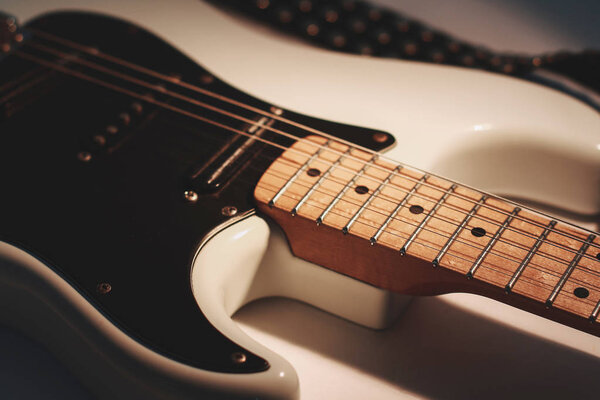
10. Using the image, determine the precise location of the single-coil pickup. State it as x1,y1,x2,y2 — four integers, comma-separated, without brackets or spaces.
189,115,275,194
79,101,147,157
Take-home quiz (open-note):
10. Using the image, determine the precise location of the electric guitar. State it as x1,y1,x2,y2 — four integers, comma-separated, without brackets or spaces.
1,1,599,399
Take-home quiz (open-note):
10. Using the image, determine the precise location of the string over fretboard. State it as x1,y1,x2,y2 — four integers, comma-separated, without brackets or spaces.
255,136,600,328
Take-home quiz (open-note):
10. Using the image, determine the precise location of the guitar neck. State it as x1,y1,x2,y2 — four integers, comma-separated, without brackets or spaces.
254,135,600,336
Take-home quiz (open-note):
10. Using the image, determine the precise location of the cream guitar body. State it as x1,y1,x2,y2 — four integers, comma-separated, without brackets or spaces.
0,0,598,399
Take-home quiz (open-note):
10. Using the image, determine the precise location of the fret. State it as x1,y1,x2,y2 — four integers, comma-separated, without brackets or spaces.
590,300,600,322
291,146,352,216
316,153,378,225
546,234,596,308
370,174,429,245
505,220,557,293
466,206,521,279
342,165,400,234
268,139,330,207
400,184,457,256
432,194,487,267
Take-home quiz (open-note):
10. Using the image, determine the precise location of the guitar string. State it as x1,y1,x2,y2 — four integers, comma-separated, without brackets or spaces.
0,65,46,96
12,47,600,292
25,32,600,259
27,28,600,252
19,39,600,268
11,52,600,290
0,67,56,105
13,49,600,309
255,177,598,311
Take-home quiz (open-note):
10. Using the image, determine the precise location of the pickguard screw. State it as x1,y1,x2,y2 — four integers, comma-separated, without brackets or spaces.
372,132,388,143
270,106,283,116
231,352,247,364
77,151,92,162
184,190,198,203
96,282,112,295
221,206,238,217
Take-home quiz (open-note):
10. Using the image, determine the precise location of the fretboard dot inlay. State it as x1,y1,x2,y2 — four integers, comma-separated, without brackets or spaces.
574,287,590,299
409,205,424,214
355,185,369,195
471,227,486,237
307,168,321,177
596,252,600,261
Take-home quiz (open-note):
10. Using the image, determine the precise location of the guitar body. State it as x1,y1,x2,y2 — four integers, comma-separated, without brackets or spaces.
0,1,598,399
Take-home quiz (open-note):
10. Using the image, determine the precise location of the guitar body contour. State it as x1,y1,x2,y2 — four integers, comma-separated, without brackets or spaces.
0,1,598,399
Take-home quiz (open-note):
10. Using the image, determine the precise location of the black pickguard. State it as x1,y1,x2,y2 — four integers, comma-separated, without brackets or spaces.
0,12,393,373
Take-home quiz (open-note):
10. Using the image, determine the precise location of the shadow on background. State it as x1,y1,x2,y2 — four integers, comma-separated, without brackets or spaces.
0,325,93,399
376,0,600,52
235,295,600,399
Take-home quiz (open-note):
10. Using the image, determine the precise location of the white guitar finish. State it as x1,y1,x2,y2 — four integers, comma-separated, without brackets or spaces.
194,212,410,331
1,0,599,399
192,212,412,398
0,228,296,400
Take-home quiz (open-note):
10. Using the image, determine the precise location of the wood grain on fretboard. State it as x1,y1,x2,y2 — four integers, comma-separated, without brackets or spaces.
254,136,600,336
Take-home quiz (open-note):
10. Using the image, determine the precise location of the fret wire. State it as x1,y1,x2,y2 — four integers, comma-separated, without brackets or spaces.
281,136,600,260
315,153,378,224
286,140,600,252
264,157,600,281
272,154,600,277
260,177,600,302
370,174,429,244
268,140,331,207
505,220,556,293
546,234,596,307
590,300,600,322
400,184,457,256
276,138,600,257
342,165,400,234
433,195,487,267
26,33,600,257
467,207,521,279
269,130,600,252
291,147,353,216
